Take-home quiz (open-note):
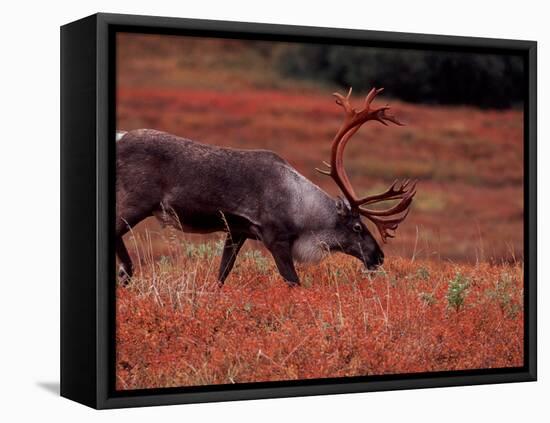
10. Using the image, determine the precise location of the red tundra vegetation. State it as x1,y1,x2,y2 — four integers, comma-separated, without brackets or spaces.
116,234,523,389
115,34,524,390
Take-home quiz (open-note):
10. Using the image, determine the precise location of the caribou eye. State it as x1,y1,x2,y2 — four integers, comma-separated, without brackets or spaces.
353,223,362,233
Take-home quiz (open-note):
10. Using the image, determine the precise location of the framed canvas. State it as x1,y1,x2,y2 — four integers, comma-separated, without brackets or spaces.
60,13,537,409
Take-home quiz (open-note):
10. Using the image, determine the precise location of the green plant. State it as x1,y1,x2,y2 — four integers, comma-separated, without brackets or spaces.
303,274,314,288
446,272,470,312
157,255,172,273
183,240,223,260
416,266,430,280
486,272,521,319
243,250,270,274
419,292,436,306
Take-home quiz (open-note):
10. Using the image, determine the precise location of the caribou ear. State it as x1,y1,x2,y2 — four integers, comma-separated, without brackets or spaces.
335,197,349,216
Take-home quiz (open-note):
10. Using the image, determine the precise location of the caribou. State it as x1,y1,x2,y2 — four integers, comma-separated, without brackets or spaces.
116,87,416,286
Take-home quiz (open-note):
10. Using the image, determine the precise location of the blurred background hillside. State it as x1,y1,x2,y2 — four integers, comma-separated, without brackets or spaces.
116,33,524,263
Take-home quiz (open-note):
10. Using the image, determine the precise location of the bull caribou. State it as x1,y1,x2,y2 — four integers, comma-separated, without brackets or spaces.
116,87,416,286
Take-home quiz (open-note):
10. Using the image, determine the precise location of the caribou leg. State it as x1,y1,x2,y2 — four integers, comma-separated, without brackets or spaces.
218,233,246,285
265,239,300,287
115,188,155,285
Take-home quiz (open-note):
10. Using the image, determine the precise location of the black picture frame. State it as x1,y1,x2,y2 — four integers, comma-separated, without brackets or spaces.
60,12,537,409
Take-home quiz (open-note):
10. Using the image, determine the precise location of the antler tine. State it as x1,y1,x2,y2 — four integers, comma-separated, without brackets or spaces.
358,179,416,241
360,185,416,217
363,208,411,243
384,113,405,126
357,179,417,206
314,168,331,176
365,87,384,108
363,87,406,127
375,107,405,126
314,161,333,175
333,87,354,114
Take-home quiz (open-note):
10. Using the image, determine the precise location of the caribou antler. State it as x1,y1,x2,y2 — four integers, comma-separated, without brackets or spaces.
316,87,416,242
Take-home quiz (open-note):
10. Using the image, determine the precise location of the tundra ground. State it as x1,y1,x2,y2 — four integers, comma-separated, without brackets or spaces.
116,233,523,390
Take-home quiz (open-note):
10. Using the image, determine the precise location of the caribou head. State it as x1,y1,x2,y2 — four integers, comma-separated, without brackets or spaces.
314,87,417,269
